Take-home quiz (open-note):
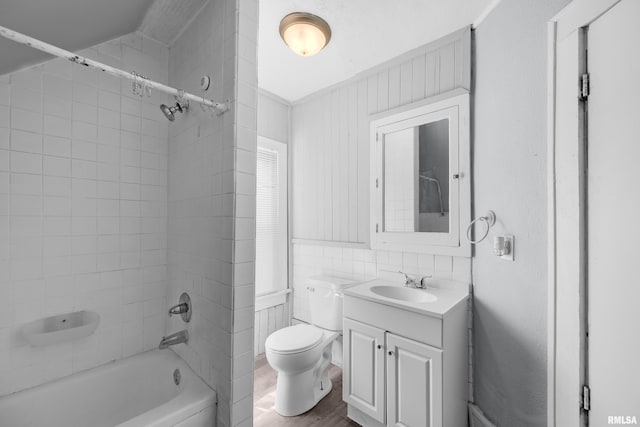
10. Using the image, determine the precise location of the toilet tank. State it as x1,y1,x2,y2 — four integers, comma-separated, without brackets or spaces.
307,276,358,331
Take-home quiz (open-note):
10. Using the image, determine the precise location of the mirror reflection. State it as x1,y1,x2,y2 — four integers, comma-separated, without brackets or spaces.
384,118,449,233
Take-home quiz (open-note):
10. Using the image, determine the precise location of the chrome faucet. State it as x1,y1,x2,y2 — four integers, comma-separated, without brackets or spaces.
158,330,189,349
168,302,189,316
399,271,431,289
167,293,192,322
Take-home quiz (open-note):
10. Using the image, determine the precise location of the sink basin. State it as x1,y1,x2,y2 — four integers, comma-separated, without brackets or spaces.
369,285,438,303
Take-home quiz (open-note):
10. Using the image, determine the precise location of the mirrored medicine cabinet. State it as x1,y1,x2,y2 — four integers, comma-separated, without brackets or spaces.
370,90,471,256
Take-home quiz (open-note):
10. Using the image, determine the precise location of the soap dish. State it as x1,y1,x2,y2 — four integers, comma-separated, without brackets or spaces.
22,310,100,346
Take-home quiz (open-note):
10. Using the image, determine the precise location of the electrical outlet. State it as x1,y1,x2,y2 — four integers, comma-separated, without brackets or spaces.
501,235,514,261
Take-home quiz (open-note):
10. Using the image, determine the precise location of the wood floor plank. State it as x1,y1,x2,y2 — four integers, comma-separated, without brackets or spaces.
253,354,361,427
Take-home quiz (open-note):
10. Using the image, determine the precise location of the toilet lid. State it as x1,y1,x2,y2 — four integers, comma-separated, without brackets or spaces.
266,324,323,354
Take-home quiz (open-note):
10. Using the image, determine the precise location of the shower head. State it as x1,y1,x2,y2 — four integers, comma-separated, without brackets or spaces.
160,101,189,121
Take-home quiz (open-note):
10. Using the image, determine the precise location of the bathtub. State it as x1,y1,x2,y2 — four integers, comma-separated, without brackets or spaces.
0,349,216,427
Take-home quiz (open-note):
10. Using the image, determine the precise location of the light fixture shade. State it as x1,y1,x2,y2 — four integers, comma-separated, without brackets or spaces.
279,12,331,57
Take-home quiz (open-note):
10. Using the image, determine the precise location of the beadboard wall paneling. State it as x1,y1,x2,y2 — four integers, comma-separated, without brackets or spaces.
253,303,289,355
291,27,470,244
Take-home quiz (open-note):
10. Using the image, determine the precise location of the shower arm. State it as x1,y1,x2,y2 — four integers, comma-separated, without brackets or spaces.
0,25,229,115
419,174,445,216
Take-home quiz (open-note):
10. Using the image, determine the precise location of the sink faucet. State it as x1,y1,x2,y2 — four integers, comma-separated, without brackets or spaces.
159,330,189,349
398,271,431,289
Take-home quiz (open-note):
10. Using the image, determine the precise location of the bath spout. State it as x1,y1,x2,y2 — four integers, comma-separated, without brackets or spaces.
159,330,189,349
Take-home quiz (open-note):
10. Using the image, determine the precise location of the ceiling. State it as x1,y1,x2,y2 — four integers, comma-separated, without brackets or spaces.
0,0,497,102
258,0,496,101
0,0,155,76
138,0,209,46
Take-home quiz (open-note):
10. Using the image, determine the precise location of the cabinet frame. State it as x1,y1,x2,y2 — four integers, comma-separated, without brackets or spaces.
370,90,471,256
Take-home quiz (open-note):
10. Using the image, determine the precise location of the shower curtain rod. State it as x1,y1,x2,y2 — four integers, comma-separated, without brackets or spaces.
0,25,229,115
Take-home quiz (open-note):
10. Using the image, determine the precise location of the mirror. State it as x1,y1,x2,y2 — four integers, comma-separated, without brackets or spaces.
370,91,470,256
384,118,450,233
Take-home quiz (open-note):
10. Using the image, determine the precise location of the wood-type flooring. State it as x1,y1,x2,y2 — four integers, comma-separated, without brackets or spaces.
253,353,361,427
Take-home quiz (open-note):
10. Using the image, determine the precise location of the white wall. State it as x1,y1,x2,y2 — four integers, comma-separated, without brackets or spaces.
253,90,291,356
257,90,289,143
290,28,472,319
291,27,470,245
472,0,571,424
293,244,471,321
166,0,258,426
0,3,257,424
0,33,169,396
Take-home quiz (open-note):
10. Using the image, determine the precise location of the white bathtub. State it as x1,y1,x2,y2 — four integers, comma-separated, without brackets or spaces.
0,349,216,427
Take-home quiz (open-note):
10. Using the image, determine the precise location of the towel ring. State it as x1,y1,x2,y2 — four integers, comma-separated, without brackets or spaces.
466,211,496,244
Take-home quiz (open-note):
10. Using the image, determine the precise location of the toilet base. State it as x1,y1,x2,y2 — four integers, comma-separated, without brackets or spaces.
274,370,332,416
273,346,333,416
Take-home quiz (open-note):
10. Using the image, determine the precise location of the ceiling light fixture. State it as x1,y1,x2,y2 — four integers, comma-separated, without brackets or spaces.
279,12,332,57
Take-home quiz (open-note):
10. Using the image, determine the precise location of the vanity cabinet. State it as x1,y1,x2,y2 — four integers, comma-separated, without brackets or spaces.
342,290,467,427
344,318,443,426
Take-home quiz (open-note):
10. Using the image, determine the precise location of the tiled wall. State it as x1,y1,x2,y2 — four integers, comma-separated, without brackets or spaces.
291,244,471,322
292,242,473,395
165,0,257,426
0,33,169,396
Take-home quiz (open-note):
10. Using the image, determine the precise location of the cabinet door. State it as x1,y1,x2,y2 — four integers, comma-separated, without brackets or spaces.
370,93,471,257
343,318,386,423
386,334,443,427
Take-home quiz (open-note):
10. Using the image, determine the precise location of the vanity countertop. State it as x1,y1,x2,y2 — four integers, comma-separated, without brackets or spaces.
344,278,469,318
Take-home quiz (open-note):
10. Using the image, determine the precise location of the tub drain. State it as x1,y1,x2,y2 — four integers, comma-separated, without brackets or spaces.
173,369,181,386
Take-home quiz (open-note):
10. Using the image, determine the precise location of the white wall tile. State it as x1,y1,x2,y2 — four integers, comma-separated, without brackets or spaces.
11,108,42,134
0,32,169,397
11,152,42,174
11,130,42,154
292,242,469,324
44,115,71,138
43,136,71,157
72,83,98,106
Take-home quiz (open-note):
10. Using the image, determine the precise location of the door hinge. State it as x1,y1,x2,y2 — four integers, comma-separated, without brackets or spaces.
582,385,591,411
376,133,380,142
375,178,379,188
579,73,590,101
376,223,379,233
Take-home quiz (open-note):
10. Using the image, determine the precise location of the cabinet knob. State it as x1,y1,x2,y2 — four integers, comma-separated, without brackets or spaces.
377,344,382,349
388,350,393,356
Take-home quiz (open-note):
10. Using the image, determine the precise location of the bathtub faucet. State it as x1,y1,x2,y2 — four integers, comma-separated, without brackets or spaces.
167,293,192,322
159,330,189,349
168,302,189,316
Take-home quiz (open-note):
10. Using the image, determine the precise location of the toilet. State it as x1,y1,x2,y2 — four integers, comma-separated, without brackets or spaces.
265,276,356,416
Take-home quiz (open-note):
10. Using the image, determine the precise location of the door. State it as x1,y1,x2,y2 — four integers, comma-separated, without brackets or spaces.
386,333,442,427
588,0,640,423
343,318,386,423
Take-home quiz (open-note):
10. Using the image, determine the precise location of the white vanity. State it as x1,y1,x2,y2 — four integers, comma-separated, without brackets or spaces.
342,279,469,427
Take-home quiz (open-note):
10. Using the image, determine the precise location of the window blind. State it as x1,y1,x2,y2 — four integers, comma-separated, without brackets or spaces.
255,144,286,296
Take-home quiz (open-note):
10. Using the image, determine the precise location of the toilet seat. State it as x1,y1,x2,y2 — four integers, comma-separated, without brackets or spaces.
266,324,323,354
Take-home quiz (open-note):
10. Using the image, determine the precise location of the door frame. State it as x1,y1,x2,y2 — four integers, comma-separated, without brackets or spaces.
547,1,621,426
